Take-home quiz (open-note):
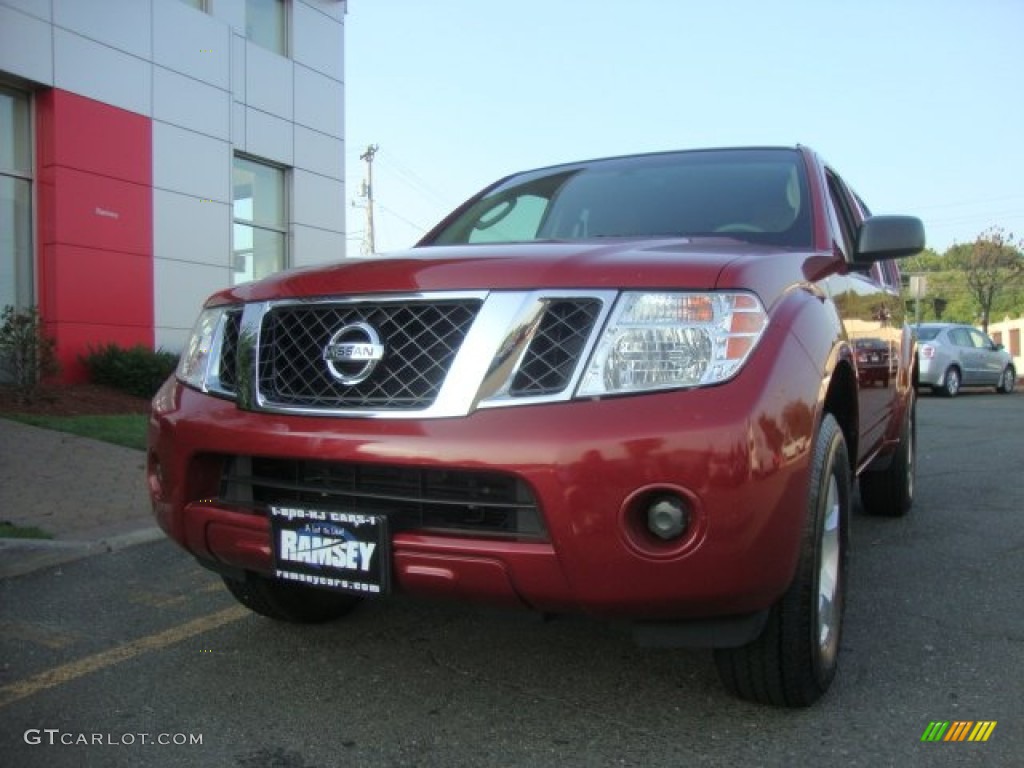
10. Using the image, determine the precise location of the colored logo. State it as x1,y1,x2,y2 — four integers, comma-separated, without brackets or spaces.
921,721,997,742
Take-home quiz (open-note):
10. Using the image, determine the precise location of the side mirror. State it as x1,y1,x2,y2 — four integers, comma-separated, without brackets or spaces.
853,215,926,263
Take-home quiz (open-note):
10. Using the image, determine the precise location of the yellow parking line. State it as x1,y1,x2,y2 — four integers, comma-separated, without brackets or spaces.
0,605,249,709
0,621,81,650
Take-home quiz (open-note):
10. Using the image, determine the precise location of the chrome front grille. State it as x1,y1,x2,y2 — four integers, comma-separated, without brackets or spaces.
510,299,603,396
214,290,616,417
257,300,481,409
217,310,242,393
219,456,545,538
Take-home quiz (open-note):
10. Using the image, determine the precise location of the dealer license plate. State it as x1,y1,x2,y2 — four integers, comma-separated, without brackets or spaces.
270,506,390,596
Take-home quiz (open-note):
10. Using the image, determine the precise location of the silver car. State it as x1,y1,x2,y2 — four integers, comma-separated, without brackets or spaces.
915,323,1017,397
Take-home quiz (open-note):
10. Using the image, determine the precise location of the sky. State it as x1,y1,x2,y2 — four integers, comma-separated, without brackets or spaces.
343,0,1024,256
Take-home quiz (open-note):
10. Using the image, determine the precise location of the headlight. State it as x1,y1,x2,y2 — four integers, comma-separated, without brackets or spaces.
177,306,230,391
577,292,767,396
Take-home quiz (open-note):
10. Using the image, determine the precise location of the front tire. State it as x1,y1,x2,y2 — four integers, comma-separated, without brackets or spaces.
223,573,361,623
860,393,915,517
714,413,850,707
997,366,1016,394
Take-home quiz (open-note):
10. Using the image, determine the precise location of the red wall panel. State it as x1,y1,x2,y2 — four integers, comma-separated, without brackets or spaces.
35,89,153,382
49,167,151,256
38,90,151,186
42,244,152,327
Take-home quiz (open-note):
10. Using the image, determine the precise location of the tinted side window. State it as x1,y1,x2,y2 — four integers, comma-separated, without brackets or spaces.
827,175,851,257
825,172,856,257
967,329,992,349
877,260,901,292
949,328,972,347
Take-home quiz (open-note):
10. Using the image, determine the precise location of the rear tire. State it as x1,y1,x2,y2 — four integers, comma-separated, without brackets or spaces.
860,393,915,517
714,413,850,707
996,366,1016,394
223,573,361,623
938,366,960,397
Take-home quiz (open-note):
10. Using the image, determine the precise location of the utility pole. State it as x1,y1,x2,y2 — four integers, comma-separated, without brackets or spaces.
910,274,927,326
359,144,379,255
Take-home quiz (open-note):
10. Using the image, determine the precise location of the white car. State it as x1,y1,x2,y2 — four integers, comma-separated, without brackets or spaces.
915,323,1016,396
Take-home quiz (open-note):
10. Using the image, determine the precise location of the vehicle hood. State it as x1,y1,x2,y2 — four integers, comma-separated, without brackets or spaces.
213,239,801,304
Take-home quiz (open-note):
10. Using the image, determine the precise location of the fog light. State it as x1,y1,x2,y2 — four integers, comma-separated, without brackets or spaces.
647,495,689,541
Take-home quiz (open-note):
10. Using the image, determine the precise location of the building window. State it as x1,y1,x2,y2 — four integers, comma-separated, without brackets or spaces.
0,85,33,310
246,0,287,56
233,156,287,285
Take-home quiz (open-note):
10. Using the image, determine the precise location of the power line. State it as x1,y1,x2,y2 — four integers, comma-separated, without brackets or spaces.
376,203,428,234
925,209,1024,226
912,193,1024,212
375,149,453,208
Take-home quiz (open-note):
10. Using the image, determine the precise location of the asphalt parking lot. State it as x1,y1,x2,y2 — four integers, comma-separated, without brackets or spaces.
1,391,1021,767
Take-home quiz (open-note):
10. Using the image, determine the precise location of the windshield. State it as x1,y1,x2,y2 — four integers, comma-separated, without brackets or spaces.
914,328,942,341
424,148,813,248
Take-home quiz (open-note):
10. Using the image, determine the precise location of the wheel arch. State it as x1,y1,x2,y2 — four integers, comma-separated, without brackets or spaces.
821,359,859,474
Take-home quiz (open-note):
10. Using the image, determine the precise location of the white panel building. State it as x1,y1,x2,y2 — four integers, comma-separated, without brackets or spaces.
0,0,348,380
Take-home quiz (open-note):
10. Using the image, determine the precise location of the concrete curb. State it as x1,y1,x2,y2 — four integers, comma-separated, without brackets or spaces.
0,526,165,580
1,417,159,579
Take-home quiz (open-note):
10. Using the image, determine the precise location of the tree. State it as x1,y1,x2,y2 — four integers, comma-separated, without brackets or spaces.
900,248,970,324
948,227,1024,332
902,247,946,273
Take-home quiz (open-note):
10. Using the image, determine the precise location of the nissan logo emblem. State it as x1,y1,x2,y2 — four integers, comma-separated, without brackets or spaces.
322,322,385,385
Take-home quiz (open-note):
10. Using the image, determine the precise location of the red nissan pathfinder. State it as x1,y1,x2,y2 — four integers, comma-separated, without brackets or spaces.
149,146,923,706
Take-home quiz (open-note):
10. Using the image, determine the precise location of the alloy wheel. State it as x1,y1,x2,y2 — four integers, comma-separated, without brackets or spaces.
816,474,842,667
945,368,960,397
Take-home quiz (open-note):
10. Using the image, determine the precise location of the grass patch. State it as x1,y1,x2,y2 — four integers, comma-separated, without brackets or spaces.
0,521,53,539
3,414,148,451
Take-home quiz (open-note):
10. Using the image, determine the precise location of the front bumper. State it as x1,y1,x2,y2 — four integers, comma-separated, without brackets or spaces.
148,337,818,621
